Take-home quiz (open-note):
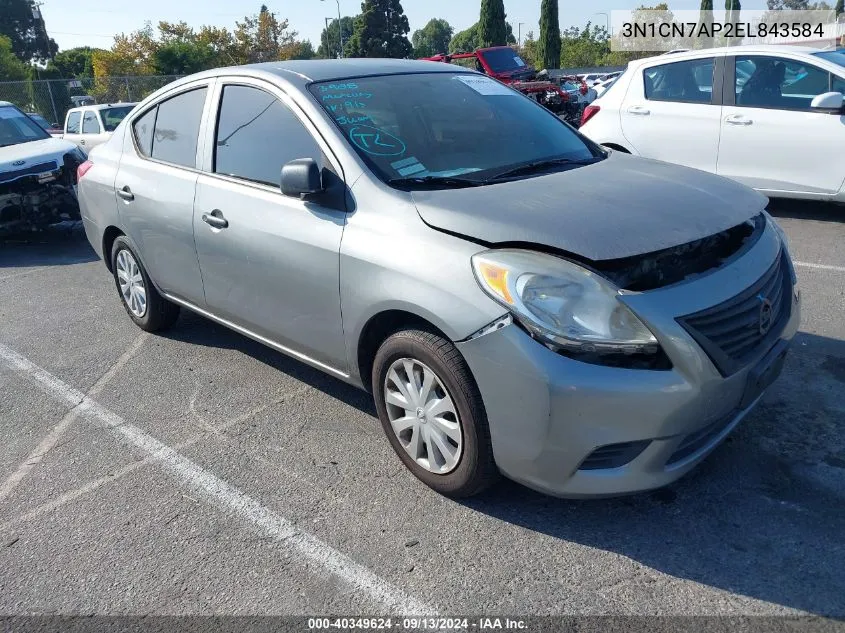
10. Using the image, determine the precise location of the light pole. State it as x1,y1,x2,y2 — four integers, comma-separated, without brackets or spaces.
594,12,610,36
518,22,526,47
321,0,343,59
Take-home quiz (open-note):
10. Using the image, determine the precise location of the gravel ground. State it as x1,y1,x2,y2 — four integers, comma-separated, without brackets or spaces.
0,207,843,620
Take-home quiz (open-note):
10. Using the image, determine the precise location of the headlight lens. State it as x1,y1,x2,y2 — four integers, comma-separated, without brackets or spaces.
472,249,659,355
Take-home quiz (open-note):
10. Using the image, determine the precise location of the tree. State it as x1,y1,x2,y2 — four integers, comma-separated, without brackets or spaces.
280,40,316,60
48,47,101,78
345,0,412,59
152,41,215,75
449,21,515,53
318,16,354,58
836,0,844,14
538,0,561,69
0,34,29,81
699,0,714,48
412,18,453,58
766,0,830,7
478,0,508,47
233,5,298,63
0,0,57,62
725,0,742,27
518,31,540,68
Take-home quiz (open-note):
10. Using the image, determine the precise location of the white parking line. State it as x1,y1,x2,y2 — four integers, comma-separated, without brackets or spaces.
0,333,148,503
794,261,845,273
0,343,433,615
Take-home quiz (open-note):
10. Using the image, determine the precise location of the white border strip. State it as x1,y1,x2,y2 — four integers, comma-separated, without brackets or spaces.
0,343,433,615
794,261,845,273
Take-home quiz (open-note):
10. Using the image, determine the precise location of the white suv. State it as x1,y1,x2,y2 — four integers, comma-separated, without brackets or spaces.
580,46,845,202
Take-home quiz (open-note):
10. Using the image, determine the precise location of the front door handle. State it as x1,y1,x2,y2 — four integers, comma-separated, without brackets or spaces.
627,105,651,115
116,186,134,201
202,209,229,230
725,114,753,126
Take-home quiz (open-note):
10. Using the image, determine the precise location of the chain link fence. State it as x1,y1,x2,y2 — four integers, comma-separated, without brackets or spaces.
0,75,184,127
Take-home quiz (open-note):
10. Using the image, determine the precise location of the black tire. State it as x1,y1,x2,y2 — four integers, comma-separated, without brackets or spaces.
110,236,180,332
372,329,498,498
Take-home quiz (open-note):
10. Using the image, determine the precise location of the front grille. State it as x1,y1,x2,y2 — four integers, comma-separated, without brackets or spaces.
0,161,59,184
677,251,791,376
579,441,651,471
667,411,736,466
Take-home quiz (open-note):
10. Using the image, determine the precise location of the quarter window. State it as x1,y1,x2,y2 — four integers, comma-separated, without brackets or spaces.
132,107,156,157
150,88,207,168
644,58,715,104
214,85,321,187
82,111,100,134
66,111,81,134
736,56,833,110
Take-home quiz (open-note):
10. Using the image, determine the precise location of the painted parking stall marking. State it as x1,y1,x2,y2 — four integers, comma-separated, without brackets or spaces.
0,342,434,616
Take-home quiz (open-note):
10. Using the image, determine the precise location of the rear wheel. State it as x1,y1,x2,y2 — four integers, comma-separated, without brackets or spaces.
111,236,179,332
372,329,498,498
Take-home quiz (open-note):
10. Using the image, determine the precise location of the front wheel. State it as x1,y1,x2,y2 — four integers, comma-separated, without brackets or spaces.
372,329,498,498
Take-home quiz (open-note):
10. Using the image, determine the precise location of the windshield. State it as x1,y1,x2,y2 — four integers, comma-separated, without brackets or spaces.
479,48,529,73
0,105,50,146
27,113,52,130
813,51,845,69
310,73,600,188
100,106,135,131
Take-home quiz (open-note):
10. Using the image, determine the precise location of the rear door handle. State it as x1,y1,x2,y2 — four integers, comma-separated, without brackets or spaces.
627,105,650,115
725,115,753,126
202,209,229,230
116,186,134,202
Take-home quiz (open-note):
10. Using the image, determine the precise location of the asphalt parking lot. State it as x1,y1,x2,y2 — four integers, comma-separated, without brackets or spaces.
1,201,844,621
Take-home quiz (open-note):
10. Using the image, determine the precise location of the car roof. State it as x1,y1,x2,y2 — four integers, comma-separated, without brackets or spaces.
67,102,138,112
171,59,474,89
631,44,829,67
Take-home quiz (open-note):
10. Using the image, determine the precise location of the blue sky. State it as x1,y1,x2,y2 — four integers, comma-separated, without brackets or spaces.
42,0,770,52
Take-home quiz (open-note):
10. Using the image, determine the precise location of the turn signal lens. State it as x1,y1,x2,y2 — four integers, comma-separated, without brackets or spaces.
475,261,514,305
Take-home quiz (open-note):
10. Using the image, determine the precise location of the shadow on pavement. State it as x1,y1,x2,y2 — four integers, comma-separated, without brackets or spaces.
461,330,845,618
768,199,844,222
161,309,376,418
0,222,98,269
164,300,845,616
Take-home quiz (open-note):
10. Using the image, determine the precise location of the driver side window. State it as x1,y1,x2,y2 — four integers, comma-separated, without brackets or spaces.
213,84,322,187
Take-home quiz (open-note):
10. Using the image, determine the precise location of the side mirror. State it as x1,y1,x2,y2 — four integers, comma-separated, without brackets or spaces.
281,158,324,198
810,91,844,113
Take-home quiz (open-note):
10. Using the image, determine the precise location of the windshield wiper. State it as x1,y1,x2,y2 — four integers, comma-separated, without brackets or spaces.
486,156,601,182
387,175,483,189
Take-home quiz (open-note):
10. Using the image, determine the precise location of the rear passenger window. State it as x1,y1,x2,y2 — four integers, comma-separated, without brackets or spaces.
736,56,832,110
214,85,321,187
644,58,715,104
150,88,207,168
66,111,81,134
82,111,100,134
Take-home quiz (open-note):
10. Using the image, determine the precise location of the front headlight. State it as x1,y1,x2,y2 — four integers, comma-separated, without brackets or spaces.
472,249,659,355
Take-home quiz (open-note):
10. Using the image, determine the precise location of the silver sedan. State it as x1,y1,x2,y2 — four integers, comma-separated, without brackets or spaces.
77,59,800,498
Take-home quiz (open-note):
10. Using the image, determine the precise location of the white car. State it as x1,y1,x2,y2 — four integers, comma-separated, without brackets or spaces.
580,45,845,202
63,103,137,151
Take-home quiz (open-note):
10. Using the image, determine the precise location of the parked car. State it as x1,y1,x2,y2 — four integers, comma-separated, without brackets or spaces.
421,47,578,124
580,45,845,201
70,95,95,107
0,101,84,233
79,60,799,499
26,112,63,136
592,75,620,98
63,103,137,151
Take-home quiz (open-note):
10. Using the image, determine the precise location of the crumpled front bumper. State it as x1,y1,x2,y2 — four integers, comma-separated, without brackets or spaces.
456,221,800,498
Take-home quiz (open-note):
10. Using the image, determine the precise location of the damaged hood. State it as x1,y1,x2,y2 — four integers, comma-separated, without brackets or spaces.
0,138,78,173
411,153,768,261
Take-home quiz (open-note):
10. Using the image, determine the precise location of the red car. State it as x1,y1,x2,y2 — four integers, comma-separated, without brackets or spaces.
421,46,582,125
